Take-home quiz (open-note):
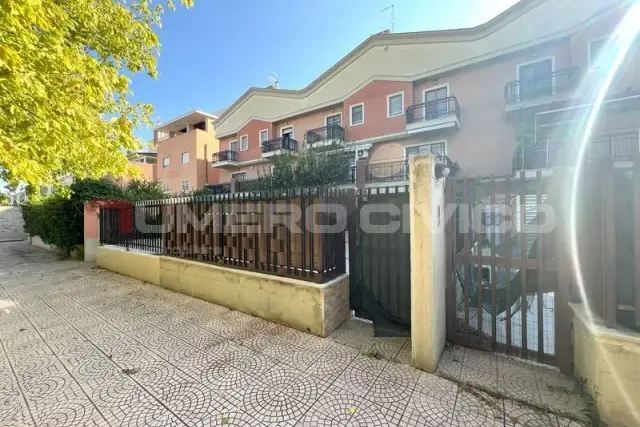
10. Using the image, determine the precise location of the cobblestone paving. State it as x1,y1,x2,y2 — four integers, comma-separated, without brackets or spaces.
0,242,586,426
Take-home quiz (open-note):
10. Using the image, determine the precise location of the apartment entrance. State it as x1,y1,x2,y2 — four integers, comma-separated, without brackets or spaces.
348,186,411,337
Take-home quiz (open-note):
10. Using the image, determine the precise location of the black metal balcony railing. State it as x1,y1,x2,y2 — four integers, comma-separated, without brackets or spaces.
261,136,299,154
505,67,580,105
212,150,238,163
514,133,640,170
204,183,231,194
306,125,345,146
406,96,460,124
365,160,409,182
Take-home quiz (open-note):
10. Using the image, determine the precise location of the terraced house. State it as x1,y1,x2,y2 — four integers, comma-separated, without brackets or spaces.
211,0,640,186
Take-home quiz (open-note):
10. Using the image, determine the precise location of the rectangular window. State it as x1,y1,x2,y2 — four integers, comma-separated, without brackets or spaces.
518,58,553,101
240,135,248,151
229,141,238,152
163,157,170,168
405,142,446,158
181,180,190,192
387,92,404,117
259,130,269,145
231,172,247,180
162,182,170,192
350,103,364,126
281,126,294,139
588,38,606,69
181,152,189,164
424,87,449,119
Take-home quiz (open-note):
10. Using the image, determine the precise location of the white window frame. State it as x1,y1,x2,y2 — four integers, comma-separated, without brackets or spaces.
403,140,448,158
325,112,343,127
229,140,238,152
259,129,269,145
180,179,190,192
588,37,608,71
280,126,294,139
162,157,170,168
422,84,450,103
349,103,365,126
515,56,556,99
162,182,170,192
181,152,189,164
386,91,405,118
239,134,249,151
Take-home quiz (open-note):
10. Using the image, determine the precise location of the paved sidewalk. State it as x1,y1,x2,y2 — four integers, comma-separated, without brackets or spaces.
0,242,585,426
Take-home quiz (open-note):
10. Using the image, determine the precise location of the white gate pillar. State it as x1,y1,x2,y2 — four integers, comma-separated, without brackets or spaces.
409,154,447,372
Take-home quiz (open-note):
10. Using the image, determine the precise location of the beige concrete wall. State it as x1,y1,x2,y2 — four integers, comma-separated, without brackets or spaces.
409,154,447,372
572,303,640,427
95,246,349,337
96,246,161,285
0,206,26,241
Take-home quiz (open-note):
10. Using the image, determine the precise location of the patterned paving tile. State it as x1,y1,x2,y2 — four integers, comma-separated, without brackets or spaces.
0,242,588,427
504,399,561,426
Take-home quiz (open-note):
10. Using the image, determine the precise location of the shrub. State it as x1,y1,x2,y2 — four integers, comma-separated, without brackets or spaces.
22,178,166,255
249,148,351,191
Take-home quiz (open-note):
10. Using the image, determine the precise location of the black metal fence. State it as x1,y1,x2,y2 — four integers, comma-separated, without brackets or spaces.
366,160,408,182
406,96,460,124
99,201,163,254
99,189,353,284
505,67,580,105
261,136,299,154
306,125,345,146
212,150,238,163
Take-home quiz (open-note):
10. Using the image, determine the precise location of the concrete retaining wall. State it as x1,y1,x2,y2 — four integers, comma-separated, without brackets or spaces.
572,303,640,427
96,245,350,337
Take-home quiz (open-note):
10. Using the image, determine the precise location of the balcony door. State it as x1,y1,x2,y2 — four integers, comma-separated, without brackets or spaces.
423,86,449,120
326,114,342,139
518,58,553,101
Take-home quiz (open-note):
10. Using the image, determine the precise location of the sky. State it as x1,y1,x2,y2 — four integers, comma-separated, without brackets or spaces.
131,0,521,142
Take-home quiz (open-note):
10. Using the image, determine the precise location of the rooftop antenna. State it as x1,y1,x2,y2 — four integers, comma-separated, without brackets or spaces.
268,72,279,89
381,5,395,33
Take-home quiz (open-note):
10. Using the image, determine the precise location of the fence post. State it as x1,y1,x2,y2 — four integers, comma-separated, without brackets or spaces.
83,202,100,262
409,153,446,373
355,158,367,193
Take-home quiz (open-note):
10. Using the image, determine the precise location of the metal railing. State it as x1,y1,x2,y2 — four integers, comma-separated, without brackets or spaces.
306,125,345,146
212,150,238,163
99,201,163,254
504,67,580,105
261,136,299,154
514,133,640,170
204,183,231,194
406,96,460,124
100,190,352,284
365,160,409,182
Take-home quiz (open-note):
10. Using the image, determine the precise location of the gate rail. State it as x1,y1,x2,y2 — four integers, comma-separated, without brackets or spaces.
445,171,570,367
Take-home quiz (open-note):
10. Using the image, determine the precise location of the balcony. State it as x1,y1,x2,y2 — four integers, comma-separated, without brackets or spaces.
406,96,460,135
305,125,345,148
211,150,239,169
514,132,639,171
366,160,409,183
261,136,299,157
505,67,580,113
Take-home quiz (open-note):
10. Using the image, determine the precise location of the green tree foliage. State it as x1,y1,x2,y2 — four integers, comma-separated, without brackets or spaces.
250,148,351,191
0,0,192,189
22,178,165,254
0,194,7,205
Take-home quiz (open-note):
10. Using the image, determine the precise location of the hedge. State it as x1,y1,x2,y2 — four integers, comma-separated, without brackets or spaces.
22,178,166,254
